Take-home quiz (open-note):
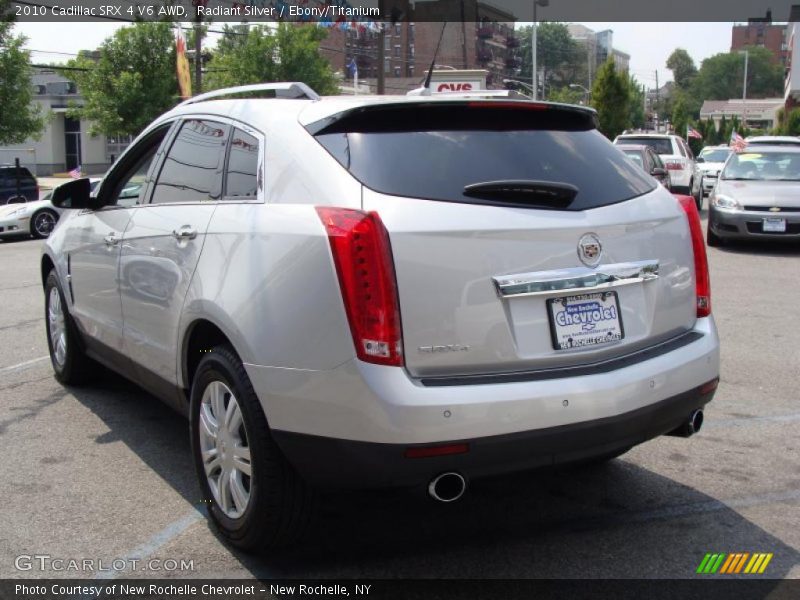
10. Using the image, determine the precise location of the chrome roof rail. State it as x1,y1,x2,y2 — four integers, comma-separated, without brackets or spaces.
178,82,320,107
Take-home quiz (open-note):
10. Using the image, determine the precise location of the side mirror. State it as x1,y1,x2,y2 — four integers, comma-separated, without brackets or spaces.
696,157,705,163
651,167,667,177
51,178,97,209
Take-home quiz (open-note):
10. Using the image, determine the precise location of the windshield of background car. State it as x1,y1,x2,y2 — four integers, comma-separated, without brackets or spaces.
721,151,800,181
616,137,673,155
700,148,731,162
312,104,656,211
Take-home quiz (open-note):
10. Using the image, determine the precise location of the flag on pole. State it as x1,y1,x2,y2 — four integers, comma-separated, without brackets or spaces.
729,130,747,152
687,125,703,140
69,165,82,179
175,23,192,100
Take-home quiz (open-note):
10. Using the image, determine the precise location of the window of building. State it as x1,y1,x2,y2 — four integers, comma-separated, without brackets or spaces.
394,67,401,77
385,37,390,51
394,45,401,57
395,23,401,36
385,58,390,73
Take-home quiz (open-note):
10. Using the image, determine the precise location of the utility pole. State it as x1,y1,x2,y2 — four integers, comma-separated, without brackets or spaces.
655,69,659,131
194,5,203,95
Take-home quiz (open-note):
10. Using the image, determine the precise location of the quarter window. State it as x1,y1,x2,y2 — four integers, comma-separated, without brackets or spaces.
151,119,230,204
224,128,260,200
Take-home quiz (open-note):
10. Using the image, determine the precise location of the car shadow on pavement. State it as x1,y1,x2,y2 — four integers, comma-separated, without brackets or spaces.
69,370,799,580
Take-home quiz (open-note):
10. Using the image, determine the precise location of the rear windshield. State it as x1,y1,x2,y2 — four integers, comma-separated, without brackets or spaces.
699,148,731,162
622,150,644,168
721,151,800,181
616,137,673,155
312,105,655,211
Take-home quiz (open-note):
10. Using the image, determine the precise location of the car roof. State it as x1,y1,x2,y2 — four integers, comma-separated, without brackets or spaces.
735,144,800,153
745,135,800,144
616,133,678,139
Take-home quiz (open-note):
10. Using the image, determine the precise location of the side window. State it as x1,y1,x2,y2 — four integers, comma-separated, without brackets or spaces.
223,128,260,200
103,125,170,208
151,119,230,204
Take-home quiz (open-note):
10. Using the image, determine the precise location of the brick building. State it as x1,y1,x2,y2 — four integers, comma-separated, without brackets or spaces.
731,10,788,66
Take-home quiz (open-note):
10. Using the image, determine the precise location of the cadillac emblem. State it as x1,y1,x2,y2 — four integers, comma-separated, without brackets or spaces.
578,233,603,267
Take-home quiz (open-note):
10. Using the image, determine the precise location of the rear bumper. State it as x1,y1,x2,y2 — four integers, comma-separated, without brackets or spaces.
272,383,716,489
246,317,719,487
709,206,800,240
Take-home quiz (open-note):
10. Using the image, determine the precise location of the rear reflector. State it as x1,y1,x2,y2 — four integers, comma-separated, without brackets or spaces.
676,195,711,317
316,207,404,367
404,443,470,459
700,377,719,395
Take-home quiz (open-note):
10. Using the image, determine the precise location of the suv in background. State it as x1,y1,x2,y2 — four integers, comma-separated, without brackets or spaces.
0,164,38,204
614,133,702,209
42,84,720,551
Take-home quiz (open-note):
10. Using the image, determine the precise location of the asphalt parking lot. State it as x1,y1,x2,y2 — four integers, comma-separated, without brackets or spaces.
0,217,798,582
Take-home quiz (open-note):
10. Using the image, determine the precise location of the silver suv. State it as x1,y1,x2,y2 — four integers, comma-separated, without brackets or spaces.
42,83,720,551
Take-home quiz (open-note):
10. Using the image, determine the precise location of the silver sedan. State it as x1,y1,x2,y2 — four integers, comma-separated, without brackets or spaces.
707,146,800,246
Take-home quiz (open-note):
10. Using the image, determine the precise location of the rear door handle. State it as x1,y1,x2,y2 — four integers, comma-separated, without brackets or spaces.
103,232,121,246
172,226,197,240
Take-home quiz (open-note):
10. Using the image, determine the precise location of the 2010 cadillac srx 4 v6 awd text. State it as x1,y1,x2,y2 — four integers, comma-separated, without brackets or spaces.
42,83,720,551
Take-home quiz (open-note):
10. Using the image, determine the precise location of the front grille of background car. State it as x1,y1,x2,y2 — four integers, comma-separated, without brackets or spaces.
743,206,800,212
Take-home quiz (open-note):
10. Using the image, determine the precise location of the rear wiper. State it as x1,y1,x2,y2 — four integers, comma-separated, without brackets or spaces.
463,180,578,208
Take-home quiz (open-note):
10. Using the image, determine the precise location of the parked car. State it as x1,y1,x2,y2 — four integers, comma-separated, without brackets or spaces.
616,143,671,190
707,145,800,246
0,164,38,204
745,135,800,147
696,145,732,197
613,133,702,209
42,83,720,551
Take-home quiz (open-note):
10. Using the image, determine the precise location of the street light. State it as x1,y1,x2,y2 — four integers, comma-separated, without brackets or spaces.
503,78,535,98
569,83,590,103
531,0,549,101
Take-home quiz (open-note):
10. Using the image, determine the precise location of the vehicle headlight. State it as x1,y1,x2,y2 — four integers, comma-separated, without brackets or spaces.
711,194,741,210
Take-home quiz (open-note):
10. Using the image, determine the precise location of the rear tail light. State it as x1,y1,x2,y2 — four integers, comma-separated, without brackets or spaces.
316,207,403,366
665,159,684,171
677,195,711,317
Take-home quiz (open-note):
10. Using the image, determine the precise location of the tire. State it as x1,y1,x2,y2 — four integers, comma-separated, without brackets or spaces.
190,345,315,552
706,223,723,247
31,209,59,239
44,270,95,384
694,180,703,211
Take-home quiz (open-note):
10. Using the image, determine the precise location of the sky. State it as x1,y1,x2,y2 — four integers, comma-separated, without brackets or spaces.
15,21,735,89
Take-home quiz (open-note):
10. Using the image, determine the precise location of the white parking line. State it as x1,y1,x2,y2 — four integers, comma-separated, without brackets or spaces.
0,355,49,374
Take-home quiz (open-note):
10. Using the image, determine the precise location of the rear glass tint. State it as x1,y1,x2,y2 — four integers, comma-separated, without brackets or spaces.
313,106,655,210
616,137,674,155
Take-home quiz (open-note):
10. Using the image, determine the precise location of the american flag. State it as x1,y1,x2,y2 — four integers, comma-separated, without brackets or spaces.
69,165,82,179
729,131,747,152
686,125,703,140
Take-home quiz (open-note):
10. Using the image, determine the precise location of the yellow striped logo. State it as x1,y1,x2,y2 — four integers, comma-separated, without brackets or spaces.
697,552,773,574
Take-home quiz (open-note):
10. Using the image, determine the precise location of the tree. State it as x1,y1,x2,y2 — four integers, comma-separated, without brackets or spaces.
666,48,697,90
65,23,177,137
670,90,690,141
0,1,45,144
205,24,338,95
592,58,630,139
547,86,584,105
518,23,586,96
628,75,645,129
692,47,783,101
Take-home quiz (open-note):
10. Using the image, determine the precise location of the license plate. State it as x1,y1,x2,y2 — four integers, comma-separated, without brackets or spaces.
763,217,786,233
547,292,624,350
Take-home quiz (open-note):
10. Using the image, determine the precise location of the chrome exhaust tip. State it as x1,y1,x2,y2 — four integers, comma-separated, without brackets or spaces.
428,472,466,503
666,409,704,438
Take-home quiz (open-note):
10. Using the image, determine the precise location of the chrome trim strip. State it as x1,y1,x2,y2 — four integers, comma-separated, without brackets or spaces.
493,260,659,298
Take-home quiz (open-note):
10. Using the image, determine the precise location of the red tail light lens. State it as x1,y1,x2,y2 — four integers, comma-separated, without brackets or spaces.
677,195,711,317
316,207,403,366
665,160,684,171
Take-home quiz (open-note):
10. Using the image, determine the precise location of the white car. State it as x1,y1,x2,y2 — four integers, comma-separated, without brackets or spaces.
0,178,101,240
42,83,720,550
0,197,63,239
696,145,732,197
614,133,703,209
